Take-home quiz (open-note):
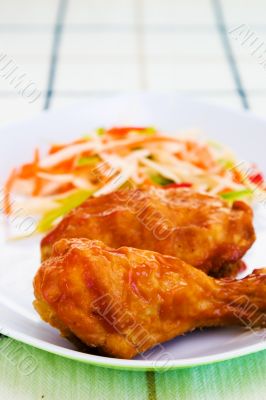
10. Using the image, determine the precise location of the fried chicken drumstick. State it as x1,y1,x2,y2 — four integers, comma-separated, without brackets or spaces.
34,238,266,359
41,188,255,277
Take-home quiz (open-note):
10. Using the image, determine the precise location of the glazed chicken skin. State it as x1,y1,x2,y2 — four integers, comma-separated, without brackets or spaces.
41,188,255,277
34,238,266,359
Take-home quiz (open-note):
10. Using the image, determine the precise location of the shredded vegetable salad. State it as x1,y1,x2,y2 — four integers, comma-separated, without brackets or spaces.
4,126,265,233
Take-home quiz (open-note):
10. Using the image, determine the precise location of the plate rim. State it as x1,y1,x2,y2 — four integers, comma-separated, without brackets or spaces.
2,326,266,371
1,91,266,132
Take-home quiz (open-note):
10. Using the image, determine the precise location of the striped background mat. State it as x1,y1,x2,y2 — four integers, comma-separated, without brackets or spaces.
1,337,266,400
0,0,265,123
1,1,266,399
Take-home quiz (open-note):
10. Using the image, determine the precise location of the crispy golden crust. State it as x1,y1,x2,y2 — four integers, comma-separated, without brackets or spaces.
41,188,255,276
34,238,266,359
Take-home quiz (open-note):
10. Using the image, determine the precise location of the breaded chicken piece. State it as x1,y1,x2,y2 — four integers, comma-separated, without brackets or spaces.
34,238,266,359
41,188,255,276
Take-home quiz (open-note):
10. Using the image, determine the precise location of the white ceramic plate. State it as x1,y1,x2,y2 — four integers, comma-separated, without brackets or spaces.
1,93,266,371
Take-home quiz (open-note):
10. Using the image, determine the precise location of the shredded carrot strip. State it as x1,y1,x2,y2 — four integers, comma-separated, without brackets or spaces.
18,162,35,179
32,148,42,196
107,127,147,136
49,144,65,154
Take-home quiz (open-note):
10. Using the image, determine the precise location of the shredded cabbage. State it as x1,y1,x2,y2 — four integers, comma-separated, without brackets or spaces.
220,189,253,202
37,189,94,232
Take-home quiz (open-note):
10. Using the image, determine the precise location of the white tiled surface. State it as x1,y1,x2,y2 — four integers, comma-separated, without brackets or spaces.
146,62,235,91
60,31,138,59
0,1,57,25
55,62,140,91
65,0,136,25
222,0,266,25
141,0,215,26
0,0,265,123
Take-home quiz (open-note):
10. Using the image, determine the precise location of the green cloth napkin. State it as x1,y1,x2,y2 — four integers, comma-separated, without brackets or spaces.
0,336,265,400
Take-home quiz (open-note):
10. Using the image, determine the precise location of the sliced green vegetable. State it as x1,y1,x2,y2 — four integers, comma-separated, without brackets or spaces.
37,189,94,232
96,127,106,136
140,127,156,135
220,189,253,202
150,174,174,186
77,155,100,166
217,159,235,169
